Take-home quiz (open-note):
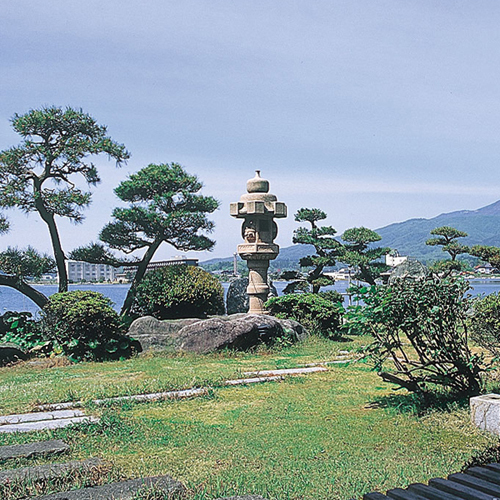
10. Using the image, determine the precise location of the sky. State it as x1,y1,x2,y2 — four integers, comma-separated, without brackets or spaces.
1,1,500,261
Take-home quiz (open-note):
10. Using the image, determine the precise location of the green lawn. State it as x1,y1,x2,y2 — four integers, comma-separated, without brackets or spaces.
0,336,496,500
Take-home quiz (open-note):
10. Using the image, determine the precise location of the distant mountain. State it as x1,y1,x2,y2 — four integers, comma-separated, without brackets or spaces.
201,244,315,271
201,200,500,269
376,200,500,263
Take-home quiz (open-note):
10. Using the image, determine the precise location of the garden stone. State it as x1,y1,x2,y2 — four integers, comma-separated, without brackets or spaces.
31,475,185,499
215,496,268,500
388,259,428,283
129,314,307,353
0,458,103,483
470,393,500,435
0,439,69,460
226,277,277,314
0,416,99,433
174,314,307,353
128,316,200,351
0,343,27,366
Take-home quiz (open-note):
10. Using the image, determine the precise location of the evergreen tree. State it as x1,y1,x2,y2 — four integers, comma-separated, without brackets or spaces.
71,163,219,316
0,106,129,294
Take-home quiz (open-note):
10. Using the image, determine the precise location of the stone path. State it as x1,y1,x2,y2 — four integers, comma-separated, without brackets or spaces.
0,409,98,434
0,439,69,460
0,409,85,425
0,457,103,482
217,496,268,500
30,474,185,499
1,358,353,434
35,362,341,413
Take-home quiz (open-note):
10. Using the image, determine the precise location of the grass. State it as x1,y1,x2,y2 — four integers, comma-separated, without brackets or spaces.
0,335,497,500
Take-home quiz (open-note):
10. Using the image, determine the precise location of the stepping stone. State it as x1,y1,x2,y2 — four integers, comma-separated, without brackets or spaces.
0,410,85,426
0,416,98,433
0,458,103,483
30,474,185,499
37,387,209,412
215,496,269,500
0,439,69,460
242,366,327,377
225,375,284,386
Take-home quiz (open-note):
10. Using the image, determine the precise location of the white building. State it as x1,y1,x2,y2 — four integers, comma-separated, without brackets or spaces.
66,260,118,283
386,252,408,267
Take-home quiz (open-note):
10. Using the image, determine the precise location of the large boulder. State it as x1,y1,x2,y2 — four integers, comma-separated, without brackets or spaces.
0,343,27,366
389,259,428,283
226,277,278,314
128,314,308,353
128,316,200,351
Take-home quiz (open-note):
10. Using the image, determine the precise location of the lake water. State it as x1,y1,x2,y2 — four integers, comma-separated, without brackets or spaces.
1,278,499,317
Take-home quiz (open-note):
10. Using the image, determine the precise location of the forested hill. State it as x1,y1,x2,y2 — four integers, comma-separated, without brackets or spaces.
202,200,500,269
201,244,315,271
376,199,500,263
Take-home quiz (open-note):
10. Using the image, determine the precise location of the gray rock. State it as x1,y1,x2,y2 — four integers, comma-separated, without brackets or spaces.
0,439,69,461
0,343,27,366
226,277,278,315
128,316,200,351
130,313,308,353
174,313,307,353
0,458,103,483
31,475,185,499
388,259,428,283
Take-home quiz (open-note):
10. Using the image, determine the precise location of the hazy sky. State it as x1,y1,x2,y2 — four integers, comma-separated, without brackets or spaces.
2,1,500,260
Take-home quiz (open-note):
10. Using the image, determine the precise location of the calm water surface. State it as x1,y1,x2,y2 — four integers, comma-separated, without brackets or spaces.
1,279,499,316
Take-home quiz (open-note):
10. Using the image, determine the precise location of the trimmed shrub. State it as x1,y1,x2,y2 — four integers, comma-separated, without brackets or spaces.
265,293,344,339
318,289,344,304
43,290,136,361
0,311,51,354
131,265,225,319
469,292,500,357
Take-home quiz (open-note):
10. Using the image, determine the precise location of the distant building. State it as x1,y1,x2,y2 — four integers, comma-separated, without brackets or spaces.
66,260,118,283
122,256,199,278
475,263,496,274
386,251,408,267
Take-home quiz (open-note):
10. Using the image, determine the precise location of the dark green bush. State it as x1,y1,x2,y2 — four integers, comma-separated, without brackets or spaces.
345,277,485,397
131,265,225,319
469,292,500,358
0,311,52,354
43,290,137,361
265,293,344,339
318,289,344,304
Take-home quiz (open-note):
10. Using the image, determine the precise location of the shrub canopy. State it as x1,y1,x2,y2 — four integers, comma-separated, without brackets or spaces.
131,265,225,319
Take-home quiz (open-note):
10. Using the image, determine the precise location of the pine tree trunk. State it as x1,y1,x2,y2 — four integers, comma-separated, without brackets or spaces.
33,179,68,293
120,239,162,317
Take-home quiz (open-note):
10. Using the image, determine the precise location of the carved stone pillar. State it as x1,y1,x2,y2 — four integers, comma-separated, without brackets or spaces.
230,171,287,314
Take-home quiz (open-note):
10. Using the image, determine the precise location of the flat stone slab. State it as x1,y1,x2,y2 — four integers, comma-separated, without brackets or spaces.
37,387,209,412
0,416,98,433
0,439,69,460
243,366,327,377
31,474,185,499
0,410,85,425
0,458,103,483
215,497,268,500
225,375,284,386
470,393,500,435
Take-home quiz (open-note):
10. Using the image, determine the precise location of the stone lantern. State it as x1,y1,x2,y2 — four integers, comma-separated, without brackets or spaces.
230,171,287,314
